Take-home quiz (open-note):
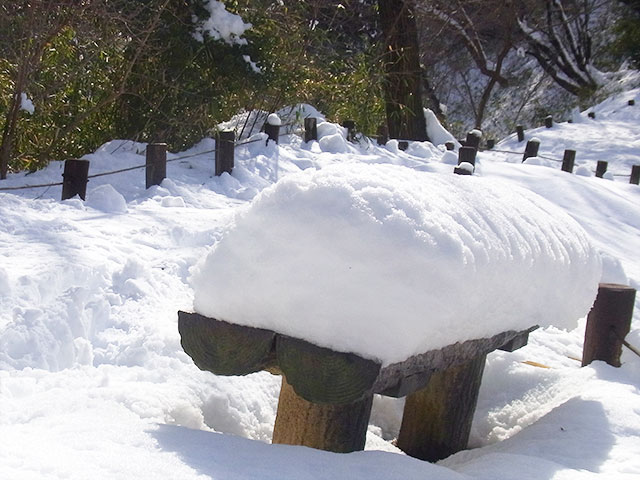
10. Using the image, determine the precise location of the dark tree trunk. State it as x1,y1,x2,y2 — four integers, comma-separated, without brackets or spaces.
378,0,428,141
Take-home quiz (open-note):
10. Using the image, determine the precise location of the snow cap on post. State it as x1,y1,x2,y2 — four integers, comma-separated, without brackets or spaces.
267,113,282,126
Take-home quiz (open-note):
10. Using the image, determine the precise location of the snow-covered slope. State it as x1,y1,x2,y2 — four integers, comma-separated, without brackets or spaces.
1,91,639,479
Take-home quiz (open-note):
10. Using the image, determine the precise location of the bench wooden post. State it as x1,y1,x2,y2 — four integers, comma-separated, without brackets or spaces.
397,354,486,462
582,283,635,368
61,159,90,200
272,378,373,453
544,115,553,128
516,125,524,142
630,165,640,185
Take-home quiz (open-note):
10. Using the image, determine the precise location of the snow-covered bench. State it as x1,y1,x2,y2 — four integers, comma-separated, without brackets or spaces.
180,163,601,461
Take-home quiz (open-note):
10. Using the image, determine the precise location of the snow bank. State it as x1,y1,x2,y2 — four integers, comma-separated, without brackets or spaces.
192,163,601,365
425,108,457,146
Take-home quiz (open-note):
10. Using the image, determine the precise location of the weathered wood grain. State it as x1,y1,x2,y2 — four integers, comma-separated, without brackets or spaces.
272,378,373,453
178,311,276,375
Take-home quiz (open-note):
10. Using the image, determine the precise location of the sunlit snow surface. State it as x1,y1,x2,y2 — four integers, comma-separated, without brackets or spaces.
192,163,600,365
1,90,640,479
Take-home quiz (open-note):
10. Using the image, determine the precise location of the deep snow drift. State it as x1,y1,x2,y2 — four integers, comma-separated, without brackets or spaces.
1,89,640,480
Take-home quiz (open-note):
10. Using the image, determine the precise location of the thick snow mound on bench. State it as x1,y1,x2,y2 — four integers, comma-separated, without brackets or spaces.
191,164,601,365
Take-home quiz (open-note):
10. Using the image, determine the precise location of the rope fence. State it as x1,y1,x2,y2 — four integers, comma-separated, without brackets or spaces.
1,117,639,196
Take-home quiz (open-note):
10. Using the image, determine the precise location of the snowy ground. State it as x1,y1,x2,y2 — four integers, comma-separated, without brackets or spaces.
1,90,639,479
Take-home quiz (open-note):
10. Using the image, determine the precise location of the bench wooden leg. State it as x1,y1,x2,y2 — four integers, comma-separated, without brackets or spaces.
272,377,373,453
397,354,487,462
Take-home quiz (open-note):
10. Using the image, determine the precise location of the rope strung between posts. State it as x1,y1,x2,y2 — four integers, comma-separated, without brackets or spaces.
613,329,640,359
0,147,218,192
0,134,635,191
483,148,631,177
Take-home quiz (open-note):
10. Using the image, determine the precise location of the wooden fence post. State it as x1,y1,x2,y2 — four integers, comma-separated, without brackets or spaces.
516,125,525,142
486,139,495,150
265,119,280,145
596,160,608,178
582,283,636,367
398,141,409,151
215,130,235,176
304,117,318,143
630,165,640,185
458,146,477,166
61,159,90,201
522,139,540,162
544,115,553,128
629,99,636,106
588,112,596,119
397,355,487,462
145,143,167,189
377,125,389,146
465,130,481,150
444,141,455,151
562,149,576,173
342,120,356,142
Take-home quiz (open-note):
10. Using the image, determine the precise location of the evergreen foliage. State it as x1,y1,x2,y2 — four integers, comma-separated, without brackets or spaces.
0,0,637,174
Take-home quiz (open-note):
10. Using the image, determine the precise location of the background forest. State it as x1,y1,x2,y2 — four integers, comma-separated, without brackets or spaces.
1,0,639,177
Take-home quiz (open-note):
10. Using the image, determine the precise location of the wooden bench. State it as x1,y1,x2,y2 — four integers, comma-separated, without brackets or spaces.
178,311,535,461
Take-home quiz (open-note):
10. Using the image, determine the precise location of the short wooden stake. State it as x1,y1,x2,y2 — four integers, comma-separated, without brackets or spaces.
458,146,477,166
629,99,636,106
272,378,373,453
544,115,553,128
522,139,540,161
562,149,576,173
582,283,636,367
465,130,481,150
486,139,495,150
444,141,455,151
516,125,525,142
377,125,389,146
630,165,640,185
588,111,596,119
215,130,235,176
397,355,487,462
596,160,608,178
145,143,167,189
61,159,90,201
264,123,280,145
398,140,409,151
342,120,356,142
453,165,473,175
304,117,318,143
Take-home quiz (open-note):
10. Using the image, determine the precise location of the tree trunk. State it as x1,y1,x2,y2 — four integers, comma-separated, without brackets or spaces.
378,0,428,141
